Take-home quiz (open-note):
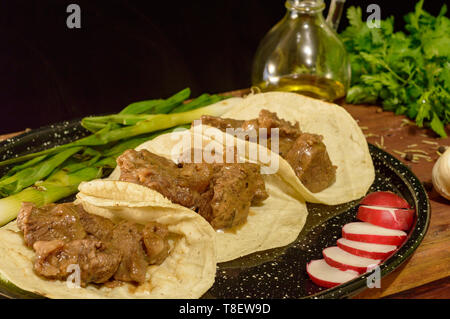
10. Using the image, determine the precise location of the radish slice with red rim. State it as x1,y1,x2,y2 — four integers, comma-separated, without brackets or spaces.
342,222,407,245
323,246,381,274
357,205,415,231
307,259,359,288
360,191,411,209
337,238,397,260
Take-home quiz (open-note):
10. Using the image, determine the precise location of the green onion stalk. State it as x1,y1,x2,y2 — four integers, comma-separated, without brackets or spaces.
0,100,233,167
0,165,102,226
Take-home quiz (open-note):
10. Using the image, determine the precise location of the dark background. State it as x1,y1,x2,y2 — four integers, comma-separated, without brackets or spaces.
0,0,445,134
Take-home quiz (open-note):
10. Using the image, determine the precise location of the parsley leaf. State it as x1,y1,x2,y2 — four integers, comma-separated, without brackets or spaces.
340,0,450,137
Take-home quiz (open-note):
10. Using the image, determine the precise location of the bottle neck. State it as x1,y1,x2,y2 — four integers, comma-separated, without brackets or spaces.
285,0,325,15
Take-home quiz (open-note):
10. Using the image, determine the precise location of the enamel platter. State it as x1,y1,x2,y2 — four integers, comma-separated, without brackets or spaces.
0,119,431,299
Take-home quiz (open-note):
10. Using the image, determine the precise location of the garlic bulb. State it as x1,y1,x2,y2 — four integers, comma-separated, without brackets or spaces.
432,147,450,200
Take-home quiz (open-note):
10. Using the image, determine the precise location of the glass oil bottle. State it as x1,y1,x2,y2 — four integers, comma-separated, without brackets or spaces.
252,0,350,102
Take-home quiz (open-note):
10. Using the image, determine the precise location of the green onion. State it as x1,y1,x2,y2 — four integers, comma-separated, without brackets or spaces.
0,165,102,226
0,155,48,180
170,94,229,113
119,88,190,115
0,147,82,196
0,102,233,167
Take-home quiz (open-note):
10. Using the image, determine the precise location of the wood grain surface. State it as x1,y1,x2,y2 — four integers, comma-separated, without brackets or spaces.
1,90,449,299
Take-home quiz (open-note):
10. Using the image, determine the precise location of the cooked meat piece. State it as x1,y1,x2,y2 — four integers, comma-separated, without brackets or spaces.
118,149,268,230
249,167,270,205
208,165,249,229
201,110,300,138
240,119,259,132
179,150,268,212
285,133,337,193
201,116,260,142
110,221,148,284
202,110,301,138
118,149,203,209
33,239,121,286
276,136,298,157
18,201,174,287
197,110,337,193
177,155,268,228
17,202,86,247
75,205,115,242
195,188,214,222
177,162,214,193
142,222,170,265
200,115,245,131
256,109,301,138
207,163,268,229
32,240,65,278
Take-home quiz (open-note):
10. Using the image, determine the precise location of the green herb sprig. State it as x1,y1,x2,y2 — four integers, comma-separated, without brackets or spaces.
340,0,450,137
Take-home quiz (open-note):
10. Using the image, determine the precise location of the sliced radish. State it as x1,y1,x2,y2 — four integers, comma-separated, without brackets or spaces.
323,246,381,274
357,205,414,230
337,238,397,260
342,222,407,245
360,191,411,209
307,259,359,288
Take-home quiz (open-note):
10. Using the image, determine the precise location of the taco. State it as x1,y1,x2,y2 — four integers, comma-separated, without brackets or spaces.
104,128,308,263
0,182,216,298
195,91,374,205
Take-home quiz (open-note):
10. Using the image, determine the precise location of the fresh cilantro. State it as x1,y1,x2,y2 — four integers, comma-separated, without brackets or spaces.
340,0,450,137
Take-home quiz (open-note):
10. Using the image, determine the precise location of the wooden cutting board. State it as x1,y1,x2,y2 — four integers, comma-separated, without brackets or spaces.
1,90,449,298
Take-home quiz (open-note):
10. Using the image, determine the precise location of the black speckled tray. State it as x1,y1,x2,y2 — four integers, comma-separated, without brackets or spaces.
0,120,431,299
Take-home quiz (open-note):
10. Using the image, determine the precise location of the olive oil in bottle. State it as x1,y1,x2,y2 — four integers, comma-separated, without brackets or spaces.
257,74,346,102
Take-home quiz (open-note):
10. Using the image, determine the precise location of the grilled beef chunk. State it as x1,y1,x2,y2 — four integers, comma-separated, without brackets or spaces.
17,202,86,247
33,239,121,286
142,222,170,265
76,206,115,242
200,109,336,193
118,150,269,230
199,116,245,131
201,109,300,139
17,203,170,287
110,221,148,284
178,150,267,228
285,133,336,193
178,162,215,194
248,166,271,205
118,149,208,208
249,109,301,138
207,164,265,229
